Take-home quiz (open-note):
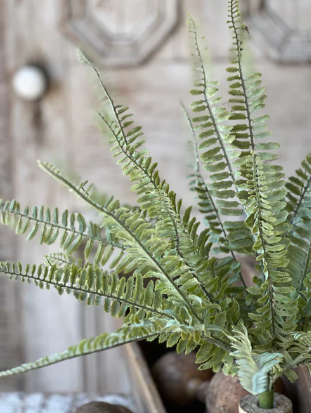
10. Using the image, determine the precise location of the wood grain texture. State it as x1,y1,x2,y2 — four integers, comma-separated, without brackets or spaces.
0,0,23,392
4,0,85,393
282,365,311,413
61,0,180,67
0,0,311,395
124,343,166,413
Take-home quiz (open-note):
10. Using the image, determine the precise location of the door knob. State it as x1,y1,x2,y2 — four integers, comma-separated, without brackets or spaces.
13,65,48,101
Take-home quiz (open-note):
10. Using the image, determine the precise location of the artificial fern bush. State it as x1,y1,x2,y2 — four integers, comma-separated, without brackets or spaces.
1,1,311,409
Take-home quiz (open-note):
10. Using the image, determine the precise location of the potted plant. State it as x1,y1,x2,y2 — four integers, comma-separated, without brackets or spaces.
0,0,310,411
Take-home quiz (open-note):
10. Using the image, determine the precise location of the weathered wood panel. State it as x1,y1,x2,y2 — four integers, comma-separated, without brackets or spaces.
0,0,311,395
4,0,85,393
124,343,166,413
0,0,23,392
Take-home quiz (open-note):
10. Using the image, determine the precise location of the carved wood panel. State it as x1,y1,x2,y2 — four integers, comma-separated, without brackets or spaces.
62,0,180,66
246,0,311,61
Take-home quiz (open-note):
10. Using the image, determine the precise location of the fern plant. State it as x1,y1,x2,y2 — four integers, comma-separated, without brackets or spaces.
1,1,311,409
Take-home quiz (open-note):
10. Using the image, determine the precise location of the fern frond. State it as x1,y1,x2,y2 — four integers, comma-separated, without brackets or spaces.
285,155,311,324
0,199,122,266
226,0,298,345
279,331,311,382
37,161,212,323
0,318,170,377
97,113,215,302
80,59,218,305
183,104,227,244
183,105,246,289
0,312,232,377
0,261,173,320
188,17,245,216
44,252,81,267
230,324,283,394
286,154,311,219
188,16,255,260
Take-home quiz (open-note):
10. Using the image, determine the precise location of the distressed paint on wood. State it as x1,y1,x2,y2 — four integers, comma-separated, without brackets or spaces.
124,343,166,413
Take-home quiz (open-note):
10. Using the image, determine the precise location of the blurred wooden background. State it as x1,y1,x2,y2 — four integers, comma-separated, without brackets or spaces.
0,0,311,394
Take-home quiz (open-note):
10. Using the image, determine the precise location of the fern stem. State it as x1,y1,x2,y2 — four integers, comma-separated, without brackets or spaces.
0,333,160,377
205,335,232,353
190,20,236,187
93,65,215,304
99,113,213,304
229,1,276,339
163,195,215,303
183,105,247,289
0,263,171,319
38,162,203,324
282,353,306,373
96,75,205,287
251,155,276,339
293,175,311,220
88,62,128,146
45,254,74,267
298,243,311,294
0,206,122,250
258,390,274,409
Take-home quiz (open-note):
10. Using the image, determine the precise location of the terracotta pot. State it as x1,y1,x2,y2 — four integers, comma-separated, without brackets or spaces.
201,371,248,413
239,394,292,413
152,351,213,412
200,372,288,413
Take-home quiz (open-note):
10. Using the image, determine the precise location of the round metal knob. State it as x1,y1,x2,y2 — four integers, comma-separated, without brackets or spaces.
12,65,48,101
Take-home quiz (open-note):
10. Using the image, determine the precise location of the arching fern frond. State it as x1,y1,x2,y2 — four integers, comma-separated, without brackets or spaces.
37,161,212,323
0,318,170,377
188,17,244,218
80,56,217,305
286,153,311,220
0,199,122,266
44,252,81,268
0,261,172,321
0,314,232,377
183,104,246,293
278,331,311,382
183,103,227,248
229,324,283,394
286,154,311,325
226,0,298,346
187,16,254,259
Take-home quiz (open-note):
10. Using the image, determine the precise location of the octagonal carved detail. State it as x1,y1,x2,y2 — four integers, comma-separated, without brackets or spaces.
62,0,180,67
244,0,311,62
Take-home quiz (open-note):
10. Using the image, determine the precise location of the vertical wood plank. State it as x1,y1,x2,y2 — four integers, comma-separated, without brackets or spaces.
4,0,84,392
0,0,23,392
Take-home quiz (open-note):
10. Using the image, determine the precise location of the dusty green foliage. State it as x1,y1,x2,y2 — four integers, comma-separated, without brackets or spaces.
0,0,311,397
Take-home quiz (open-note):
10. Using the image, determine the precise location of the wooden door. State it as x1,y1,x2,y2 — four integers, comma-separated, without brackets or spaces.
0,0,311,394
